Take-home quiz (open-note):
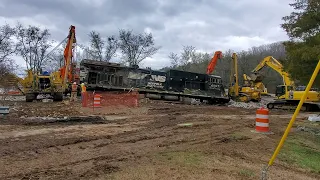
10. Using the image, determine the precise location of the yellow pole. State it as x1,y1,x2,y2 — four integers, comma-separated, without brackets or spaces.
268,59,320,167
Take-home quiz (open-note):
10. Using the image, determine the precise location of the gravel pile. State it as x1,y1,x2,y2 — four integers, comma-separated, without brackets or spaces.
1,96,25,101
190,98,202,105
1,94,55,102
227,99,270,109
297,125,320,135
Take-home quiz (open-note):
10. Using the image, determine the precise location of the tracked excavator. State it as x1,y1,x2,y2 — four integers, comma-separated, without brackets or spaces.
228,53,261,102
251,56,320,111
22,25,77,102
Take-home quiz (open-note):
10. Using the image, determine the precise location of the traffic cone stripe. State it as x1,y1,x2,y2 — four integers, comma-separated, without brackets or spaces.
256,118,269,123
256,114,269,119
256,122,269,127
257,109,269,115
93,94,101,108
256,126,269,132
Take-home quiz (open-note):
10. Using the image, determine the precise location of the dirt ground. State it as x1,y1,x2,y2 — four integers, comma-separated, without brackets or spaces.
0,99,319,180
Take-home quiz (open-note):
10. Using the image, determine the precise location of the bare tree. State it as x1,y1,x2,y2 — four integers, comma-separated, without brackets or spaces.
0,24,16,63
168,52,180,68
45,48,64,71
15,23,52,73
118,29,160,66
180,45,196,64
87,31,105,61
105,35,119,61
179,45,196,70
77,43,93,60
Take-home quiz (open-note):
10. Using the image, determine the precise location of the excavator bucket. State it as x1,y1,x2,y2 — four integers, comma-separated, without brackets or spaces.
250,73,264,82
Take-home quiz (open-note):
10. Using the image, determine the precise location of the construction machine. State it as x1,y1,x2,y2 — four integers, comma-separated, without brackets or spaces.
228,53,261,102
206,51,223,75
243,73,268,95
251,56,320,111
22,25,77,102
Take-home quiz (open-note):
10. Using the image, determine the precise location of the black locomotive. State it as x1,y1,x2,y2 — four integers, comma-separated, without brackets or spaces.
79,59,229,104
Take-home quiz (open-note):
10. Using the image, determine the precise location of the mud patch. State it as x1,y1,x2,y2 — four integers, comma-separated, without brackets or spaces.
217,135,251,143
8,116,107,125
80,164,120,178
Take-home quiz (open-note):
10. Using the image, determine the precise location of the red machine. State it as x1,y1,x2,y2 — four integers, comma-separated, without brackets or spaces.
206,51,223,74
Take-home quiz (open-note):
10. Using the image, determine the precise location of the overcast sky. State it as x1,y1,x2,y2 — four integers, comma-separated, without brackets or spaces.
0,0,293,70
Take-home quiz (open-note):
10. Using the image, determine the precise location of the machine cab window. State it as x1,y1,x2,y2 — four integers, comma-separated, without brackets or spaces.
276,85,293,97
276,85,286,97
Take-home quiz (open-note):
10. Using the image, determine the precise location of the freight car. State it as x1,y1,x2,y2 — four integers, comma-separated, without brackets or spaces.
79,59,230,104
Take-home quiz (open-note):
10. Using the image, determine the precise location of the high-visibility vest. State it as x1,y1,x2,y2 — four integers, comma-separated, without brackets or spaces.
71,84,77,92
81,85,86,92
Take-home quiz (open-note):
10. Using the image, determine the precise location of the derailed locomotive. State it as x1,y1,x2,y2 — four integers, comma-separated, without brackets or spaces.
79,59,230,104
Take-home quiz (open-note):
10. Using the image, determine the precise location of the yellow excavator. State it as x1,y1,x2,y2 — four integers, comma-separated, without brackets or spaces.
243,73,268,95
251,56,320,111
21,25,77,102
228,53,261,102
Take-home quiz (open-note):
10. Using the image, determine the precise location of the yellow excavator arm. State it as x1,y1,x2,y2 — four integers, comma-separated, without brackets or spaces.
242,74,252,87
243,73,267,94
251,56,294,87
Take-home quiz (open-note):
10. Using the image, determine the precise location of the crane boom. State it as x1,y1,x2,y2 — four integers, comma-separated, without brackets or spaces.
60,25,76,91
231,53,239,96
206,51,223,74
251,56,294,87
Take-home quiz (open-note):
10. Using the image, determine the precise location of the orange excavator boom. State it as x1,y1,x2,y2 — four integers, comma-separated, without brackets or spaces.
206,51,223,74
59,25,76,90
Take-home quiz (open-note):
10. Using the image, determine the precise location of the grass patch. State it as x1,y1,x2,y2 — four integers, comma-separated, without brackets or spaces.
155,151,206,167
279,134,320,173
238,169,255,177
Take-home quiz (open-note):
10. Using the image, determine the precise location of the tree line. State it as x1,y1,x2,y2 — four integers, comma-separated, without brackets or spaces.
0,23,161,74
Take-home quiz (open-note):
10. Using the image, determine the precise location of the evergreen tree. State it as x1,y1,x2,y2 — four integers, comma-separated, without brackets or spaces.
281,0,320,86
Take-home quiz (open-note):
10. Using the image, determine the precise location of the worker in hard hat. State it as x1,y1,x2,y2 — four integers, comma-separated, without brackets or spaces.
70,82,77,101
80,83,86,93
80,82,86,101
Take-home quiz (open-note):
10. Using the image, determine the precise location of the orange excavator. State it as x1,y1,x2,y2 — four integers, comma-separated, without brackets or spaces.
206,51,223,74
59,25,78,91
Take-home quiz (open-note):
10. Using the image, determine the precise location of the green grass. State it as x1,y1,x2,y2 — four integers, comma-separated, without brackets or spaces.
279,134,320,173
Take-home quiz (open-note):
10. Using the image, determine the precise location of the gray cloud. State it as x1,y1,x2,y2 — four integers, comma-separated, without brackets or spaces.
0,0,293,69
